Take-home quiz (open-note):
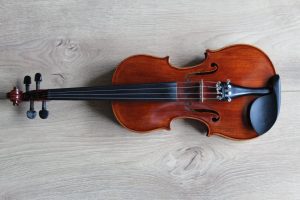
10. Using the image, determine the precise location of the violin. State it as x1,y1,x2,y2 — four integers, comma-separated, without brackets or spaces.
7,44,281,140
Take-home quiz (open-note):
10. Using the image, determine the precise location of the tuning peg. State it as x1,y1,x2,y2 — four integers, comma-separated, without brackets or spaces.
39,101,49,119
23,76,31,92
24,75,31,84
26,100,36,119
34,73,42,90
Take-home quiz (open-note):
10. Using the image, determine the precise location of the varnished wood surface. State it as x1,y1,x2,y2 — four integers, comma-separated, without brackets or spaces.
0,0,299,199
112,45,275,139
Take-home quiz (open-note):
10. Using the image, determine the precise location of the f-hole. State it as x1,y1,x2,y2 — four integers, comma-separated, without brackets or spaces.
185,63,218,81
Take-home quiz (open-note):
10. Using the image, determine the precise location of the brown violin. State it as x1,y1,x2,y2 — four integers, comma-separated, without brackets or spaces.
7,44,281,140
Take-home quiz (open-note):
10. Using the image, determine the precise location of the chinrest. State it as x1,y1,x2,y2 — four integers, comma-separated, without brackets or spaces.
249,75,281,135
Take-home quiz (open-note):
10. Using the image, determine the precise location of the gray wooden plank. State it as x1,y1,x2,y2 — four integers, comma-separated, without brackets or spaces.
0,0,299,199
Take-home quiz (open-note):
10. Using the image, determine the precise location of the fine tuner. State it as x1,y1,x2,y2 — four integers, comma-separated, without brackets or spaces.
6,44,281,140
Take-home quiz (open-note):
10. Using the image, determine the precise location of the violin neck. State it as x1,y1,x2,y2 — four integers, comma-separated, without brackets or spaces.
28,82,179,101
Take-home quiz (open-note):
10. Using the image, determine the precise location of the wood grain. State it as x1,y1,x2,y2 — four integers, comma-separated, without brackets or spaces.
0,0,299,199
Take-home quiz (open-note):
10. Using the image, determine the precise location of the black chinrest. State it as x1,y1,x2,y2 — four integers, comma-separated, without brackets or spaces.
249,75,281,135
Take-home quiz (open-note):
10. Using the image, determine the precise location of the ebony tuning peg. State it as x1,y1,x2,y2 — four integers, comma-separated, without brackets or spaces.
23,75,31,92
24,75,36,119
34,73,49,119
39,101,49,119
26,100,36,119
34,73,42,90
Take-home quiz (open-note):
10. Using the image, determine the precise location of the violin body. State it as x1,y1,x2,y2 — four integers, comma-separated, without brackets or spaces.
112,44,276,139
7,44,280,140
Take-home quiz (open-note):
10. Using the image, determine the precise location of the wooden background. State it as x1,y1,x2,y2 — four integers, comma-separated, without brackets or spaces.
0,0,299,199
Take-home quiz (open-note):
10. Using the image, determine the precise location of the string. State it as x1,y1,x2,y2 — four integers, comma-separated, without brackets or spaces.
40,80,223,101
47,97,219,100
177,80,218,84
47,80,218,92
48,85,218,94
48,92,219,95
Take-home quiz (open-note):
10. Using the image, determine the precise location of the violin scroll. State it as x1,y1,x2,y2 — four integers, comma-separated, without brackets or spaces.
7,87,23,106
